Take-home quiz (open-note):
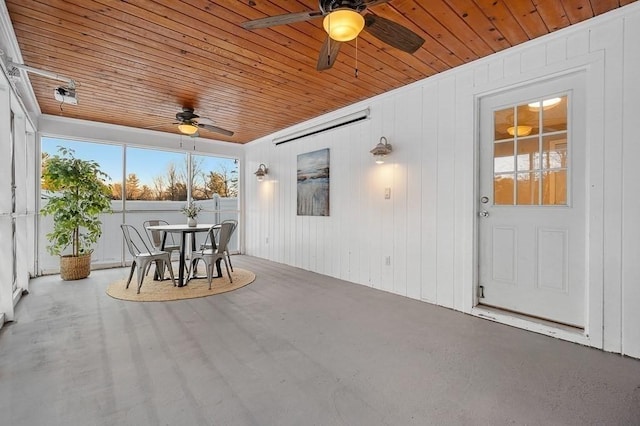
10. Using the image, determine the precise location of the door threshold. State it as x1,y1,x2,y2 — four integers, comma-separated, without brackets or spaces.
471,305,591,347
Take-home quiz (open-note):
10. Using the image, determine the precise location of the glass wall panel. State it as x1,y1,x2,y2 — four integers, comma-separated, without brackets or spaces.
125,147,187,201
40,137,241,269
41,138,121,199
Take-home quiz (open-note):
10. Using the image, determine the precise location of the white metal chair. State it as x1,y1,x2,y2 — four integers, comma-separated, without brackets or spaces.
121,224,176,293
189,222,234,289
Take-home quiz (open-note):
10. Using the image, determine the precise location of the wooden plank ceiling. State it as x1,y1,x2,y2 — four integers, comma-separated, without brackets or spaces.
5,0,635,144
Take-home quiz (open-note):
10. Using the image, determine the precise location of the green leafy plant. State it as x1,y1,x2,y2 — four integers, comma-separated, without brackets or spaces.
40,147,112,257
181,200,202,218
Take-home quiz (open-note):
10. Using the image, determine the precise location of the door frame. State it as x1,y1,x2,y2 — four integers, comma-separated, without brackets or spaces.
469,56,605,350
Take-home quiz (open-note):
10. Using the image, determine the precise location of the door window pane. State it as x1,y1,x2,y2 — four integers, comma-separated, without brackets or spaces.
516,172,540,205
542,137,567,169
542,170,567,205
493,95,568,206
494,141,514,173
494,174,514,205
516,138,539,172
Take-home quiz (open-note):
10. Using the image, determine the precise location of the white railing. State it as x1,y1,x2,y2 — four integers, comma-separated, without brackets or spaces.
38,197,239,275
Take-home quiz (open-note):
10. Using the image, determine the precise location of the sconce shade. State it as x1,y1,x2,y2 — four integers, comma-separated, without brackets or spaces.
507,125,533,137
370,136,392,164
322,9,365,41
254,163,268,181
178,122,199,135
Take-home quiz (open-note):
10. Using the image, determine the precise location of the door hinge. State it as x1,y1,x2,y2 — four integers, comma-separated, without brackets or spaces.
478,285,485,299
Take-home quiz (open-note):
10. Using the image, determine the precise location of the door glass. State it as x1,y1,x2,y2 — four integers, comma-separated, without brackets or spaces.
493,96,568,205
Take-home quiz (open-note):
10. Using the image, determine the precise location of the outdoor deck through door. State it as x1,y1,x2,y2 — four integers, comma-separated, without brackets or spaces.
478,73,586,328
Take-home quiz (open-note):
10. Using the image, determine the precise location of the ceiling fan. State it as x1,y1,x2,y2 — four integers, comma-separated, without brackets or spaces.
174,107,234,137
241,0,425,71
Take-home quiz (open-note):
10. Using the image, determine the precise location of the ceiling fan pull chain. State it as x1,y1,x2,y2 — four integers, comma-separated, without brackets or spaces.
354,37,359,78
327,14,331,67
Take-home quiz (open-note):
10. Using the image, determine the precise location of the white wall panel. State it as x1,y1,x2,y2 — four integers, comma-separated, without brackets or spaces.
621,9,640,358
487,58,504,83
435,76,456,309
0,84,10,216
546,38,567,65
420,83,439,303
567,30,590,59
0,216,12,319
520,44,547,73
590,19,625,353
453,68,475,312
401,88,424,300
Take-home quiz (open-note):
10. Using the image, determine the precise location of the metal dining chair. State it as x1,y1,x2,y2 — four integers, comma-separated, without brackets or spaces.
121,224,176,293
212,219,237,272
199,219,237,272
221,219,238,272
143,219,180,277
189,222,234,289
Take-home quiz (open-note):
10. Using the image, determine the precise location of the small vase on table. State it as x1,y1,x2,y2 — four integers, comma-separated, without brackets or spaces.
187,217,197,227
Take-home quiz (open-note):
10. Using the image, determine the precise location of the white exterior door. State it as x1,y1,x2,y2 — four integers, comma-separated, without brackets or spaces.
478,72,586,328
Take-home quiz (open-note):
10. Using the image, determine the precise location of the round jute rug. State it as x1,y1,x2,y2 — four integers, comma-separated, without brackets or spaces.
106,268,255,302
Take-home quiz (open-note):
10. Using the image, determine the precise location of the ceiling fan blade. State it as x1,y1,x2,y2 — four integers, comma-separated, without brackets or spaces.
316,37,342,71
242,10,323,30
363,15,424,54
198,123,234,137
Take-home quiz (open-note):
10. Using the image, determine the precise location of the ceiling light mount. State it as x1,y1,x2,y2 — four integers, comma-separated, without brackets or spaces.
370,136,392,164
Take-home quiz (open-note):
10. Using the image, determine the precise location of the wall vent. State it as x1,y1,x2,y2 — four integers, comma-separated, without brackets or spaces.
273,108,370,145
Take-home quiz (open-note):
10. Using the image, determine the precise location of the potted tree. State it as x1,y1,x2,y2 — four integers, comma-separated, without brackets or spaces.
40,147,112,280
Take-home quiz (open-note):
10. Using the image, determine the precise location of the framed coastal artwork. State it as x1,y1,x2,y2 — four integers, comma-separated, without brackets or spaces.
297,148,330,216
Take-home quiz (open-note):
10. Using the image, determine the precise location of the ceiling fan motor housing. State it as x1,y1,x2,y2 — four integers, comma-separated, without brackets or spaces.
319,0,366,13
176,107,199,122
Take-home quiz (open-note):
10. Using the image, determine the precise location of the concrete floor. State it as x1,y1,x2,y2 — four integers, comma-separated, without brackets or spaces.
1,256,639,426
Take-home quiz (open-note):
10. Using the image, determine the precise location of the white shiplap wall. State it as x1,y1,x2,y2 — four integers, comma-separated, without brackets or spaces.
244,3,640,359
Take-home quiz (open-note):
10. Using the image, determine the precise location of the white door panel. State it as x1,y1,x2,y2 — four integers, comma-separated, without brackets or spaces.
478,72,586,328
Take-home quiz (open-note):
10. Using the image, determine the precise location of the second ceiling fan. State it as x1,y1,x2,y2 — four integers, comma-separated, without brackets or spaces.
175,107,234,137
242,0,425,71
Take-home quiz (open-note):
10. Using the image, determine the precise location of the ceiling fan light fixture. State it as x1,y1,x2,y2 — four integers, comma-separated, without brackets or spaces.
323,9,365,42
178,122,199,135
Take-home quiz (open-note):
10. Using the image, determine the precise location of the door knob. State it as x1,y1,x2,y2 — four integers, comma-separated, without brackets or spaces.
479,210,489,217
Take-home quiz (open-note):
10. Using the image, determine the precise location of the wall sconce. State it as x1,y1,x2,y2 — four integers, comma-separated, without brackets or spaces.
370,137,392,164
254,163,268,181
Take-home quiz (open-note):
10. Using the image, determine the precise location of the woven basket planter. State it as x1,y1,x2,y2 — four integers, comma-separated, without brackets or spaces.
60,253,92,280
